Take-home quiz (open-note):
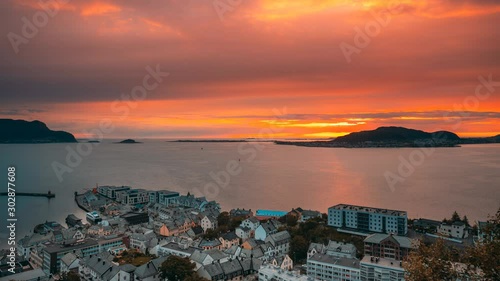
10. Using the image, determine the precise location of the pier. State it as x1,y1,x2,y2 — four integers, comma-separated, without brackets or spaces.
0,191,55,198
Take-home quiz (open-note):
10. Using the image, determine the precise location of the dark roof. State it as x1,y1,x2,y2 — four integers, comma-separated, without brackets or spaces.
192,226,204,235
221,232,238,241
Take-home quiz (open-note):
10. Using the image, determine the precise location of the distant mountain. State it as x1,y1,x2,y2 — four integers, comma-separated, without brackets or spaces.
275,126,465,148
333,126,460,144
0,119,77,143
117,139,141,144
460,134,500,144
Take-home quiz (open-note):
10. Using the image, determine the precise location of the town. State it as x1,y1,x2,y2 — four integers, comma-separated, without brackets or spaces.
0,185,497,281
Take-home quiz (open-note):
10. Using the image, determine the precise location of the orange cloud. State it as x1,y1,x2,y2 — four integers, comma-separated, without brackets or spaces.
81,2,122,16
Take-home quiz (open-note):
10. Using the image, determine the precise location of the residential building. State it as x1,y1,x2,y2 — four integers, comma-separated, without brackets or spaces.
328,204,408,236
0,268,48,281
230,208,254,218
219,232,240,249
364,234,415,261
201,215,218,232
255,220,281,241
42,239,100,274
97,235,126,253
156,241,198,258
259,265,308,281
270,255,294,271
288,208,322,223
60,253,79,273
265,231,291,257
130,231,157,253
308,240,357,260
307,253,361,281
17,233,53,260
236,226,253,241
360,256,405,281
241,217,261,231
133,257,168,281
190,249,230,268
198,239,223,251
437,221,469,239
197,258,261,281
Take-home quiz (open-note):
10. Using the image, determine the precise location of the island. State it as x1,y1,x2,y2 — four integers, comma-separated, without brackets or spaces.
0,119,77,143
171,139,248,143
116,139,142,144
275,126,474,148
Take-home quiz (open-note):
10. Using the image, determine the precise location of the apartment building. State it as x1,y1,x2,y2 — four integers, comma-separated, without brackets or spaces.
328,204,408,236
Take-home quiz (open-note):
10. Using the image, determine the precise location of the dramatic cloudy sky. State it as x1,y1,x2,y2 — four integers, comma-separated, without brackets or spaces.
1,0,499,138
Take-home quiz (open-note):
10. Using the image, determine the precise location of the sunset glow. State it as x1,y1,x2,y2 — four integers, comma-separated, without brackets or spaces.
1,0,499,138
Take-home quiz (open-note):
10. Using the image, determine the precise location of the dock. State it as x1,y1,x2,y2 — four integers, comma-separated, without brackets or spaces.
0,191,55,198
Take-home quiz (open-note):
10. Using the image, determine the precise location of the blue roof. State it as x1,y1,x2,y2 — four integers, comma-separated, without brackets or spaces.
256,209,287,217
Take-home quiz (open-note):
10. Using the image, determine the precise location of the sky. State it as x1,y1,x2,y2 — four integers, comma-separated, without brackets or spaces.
0,0,499,139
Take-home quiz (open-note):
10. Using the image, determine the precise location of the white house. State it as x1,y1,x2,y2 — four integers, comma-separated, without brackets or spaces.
236,226,253,240
270,255,293,271
255,220,280,241
241,217,261,231
201,215,218,232
438,221,468,239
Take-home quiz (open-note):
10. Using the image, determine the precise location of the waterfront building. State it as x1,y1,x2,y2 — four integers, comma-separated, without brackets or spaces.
328,204,408,236
256,210,288,220
148,190,180,206
360,256,405,281
97,186,131,200
116,189,150,205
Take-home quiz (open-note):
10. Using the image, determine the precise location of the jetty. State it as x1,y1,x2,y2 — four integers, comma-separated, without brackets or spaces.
0,191,55,198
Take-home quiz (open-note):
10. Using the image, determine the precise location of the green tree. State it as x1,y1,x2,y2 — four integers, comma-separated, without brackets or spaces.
286,214,298,227
160,256,196,281
464,208,500,280
61,271,81,281
404,239,460,281
462,215,470,227
184,273,210,281
451,211,461,222
290,235,309,262
218,212,230,227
